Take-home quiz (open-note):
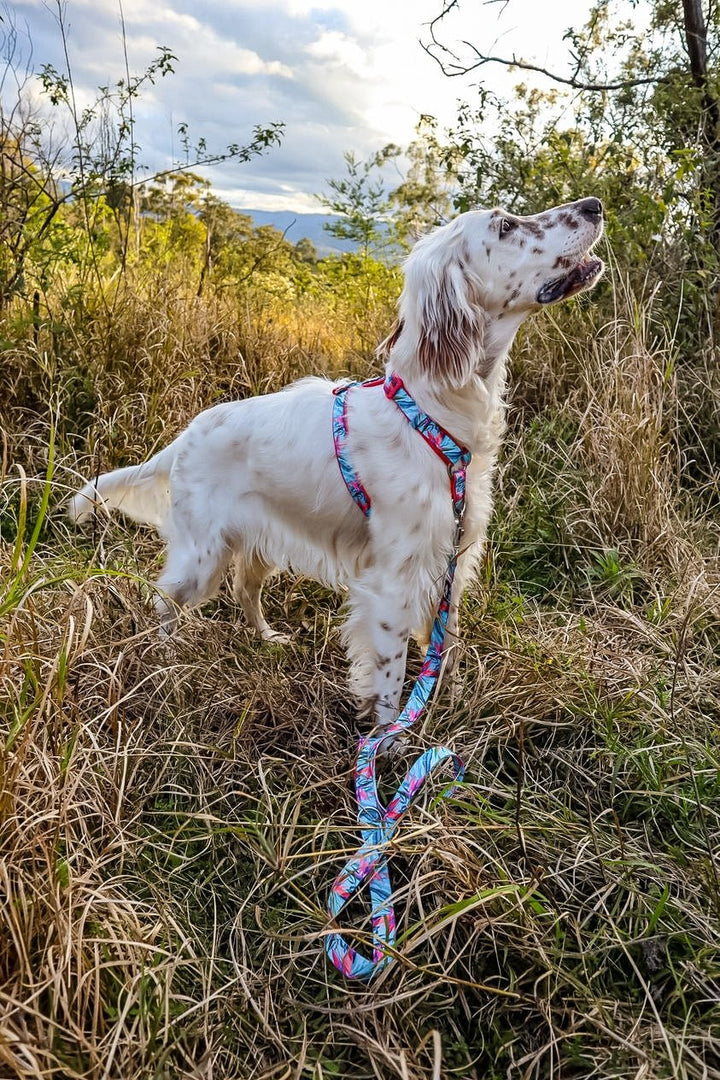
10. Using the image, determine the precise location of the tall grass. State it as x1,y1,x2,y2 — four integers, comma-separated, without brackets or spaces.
1,266,719,1079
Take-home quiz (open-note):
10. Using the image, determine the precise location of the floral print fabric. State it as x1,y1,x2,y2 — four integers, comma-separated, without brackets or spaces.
326,374,470,979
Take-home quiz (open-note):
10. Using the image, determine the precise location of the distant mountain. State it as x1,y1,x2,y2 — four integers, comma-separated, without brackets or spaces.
235,209,355,256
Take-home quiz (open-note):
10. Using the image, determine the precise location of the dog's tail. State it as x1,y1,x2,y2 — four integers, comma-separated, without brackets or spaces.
68,440,179,529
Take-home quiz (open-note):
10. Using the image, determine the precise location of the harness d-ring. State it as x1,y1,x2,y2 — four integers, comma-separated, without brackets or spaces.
325,373,469,978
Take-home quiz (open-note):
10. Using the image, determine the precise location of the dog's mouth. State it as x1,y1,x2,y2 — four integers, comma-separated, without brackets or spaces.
537,256,604,305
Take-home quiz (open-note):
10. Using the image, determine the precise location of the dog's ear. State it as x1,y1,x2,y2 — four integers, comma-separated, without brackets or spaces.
408,249,486,387
376,318,404,359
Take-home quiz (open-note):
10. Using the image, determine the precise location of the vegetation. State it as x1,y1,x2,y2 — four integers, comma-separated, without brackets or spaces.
1,2,719,1077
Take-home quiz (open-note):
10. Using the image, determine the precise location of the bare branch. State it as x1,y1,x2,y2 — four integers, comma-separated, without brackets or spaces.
422,2,667,92
423,39,666,92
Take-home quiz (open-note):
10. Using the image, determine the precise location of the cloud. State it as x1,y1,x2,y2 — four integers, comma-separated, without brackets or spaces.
305,30,372,76
5,0,595,213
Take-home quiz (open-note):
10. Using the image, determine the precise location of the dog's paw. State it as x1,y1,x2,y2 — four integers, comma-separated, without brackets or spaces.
260,628,291,645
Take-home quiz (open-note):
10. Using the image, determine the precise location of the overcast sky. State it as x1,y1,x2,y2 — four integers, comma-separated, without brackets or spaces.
10,0,594,213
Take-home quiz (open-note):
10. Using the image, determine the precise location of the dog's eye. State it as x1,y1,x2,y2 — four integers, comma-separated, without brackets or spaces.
499,218,516,236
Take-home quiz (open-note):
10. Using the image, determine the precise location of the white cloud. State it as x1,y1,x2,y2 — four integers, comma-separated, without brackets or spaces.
305,30,372,78
8,0,596,213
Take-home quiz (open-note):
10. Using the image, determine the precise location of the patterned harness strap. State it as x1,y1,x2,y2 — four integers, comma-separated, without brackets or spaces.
326,373,470,979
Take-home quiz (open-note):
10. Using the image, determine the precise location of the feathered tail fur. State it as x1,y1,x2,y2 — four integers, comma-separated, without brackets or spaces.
67,441,178,529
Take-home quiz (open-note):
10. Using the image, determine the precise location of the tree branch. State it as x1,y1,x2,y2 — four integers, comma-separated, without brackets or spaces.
422,1,667,91
423,39,666,91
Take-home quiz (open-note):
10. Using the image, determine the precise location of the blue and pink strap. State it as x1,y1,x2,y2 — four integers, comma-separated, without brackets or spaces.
326,373,470,978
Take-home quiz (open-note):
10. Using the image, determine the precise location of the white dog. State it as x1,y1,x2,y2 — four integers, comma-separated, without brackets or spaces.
69,198,604,729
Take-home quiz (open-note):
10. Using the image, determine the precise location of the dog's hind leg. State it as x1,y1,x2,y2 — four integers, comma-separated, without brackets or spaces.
231,552,289,643
155,539,230,635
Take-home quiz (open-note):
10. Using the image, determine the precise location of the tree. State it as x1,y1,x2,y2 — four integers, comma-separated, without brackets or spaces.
387,116,460,244
0,6,284,304
318,150,397,259
424,0,720,263
293,237,318,264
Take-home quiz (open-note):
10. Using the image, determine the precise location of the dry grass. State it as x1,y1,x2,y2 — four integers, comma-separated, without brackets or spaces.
1,272,719,1079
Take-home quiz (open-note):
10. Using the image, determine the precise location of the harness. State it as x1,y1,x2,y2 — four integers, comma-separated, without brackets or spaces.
325,372,470,979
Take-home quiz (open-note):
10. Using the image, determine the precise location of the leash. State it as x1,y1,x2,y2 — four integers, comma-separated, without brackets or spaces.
325,373,470,979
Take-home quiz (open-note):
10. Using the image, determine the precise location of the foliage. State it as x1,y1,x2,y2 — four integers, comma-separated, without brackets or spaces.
1,265,719,1080
320,125,462,253
318,149,398,258
387,115,460,243
0,6,284,305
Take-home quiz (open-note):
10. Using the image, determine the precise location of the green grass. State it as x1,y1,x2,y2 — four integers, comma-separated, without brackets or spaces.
1,275,719,1079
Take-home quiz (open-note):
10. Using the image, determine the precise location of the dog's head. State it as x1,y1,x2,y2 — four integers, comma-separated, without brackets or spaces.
382,198,605,388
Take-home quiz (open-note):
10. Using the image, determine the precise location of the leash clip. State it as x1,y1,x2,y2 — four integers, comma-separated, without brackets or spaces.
447,461,467,554
452,517,465,556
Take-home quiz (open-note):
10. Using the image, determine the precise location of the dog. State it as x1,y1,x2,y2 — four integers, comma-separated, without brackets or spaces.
69,198,604,730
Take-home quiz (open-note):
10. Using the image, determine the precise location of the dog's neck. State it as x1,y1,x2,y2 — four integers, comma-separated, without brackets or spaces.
387,310,526,456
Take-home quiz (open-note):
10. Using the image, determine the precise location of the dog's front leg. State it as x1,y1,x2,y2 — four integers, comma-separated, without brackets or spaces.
343,578,411,731
369,617,410,730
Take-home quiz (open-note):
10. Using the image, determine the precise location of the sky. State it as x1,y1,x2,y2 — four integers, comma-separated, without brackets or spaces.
9,0,595,214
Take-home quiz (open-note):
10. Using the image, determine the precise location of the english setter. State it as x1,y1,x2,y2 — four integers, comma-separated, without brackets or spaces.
69,198,604,729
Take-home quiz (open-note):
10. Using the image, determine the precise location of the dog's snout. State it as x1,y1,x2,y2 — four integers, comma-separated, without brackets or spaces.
578,197,603,221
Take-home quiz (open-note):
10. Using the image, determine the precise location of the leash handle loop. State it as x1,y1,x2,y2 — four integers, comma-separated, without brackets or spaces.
325,746,465,978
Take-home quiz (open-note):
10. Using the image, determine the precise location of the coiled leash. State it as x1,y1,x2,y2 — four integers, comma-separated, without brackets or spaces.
325,372,470,979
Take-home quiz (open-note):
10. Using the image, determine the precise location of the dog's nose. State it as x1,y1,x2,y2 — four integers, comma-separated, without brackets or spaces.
578,197,603,220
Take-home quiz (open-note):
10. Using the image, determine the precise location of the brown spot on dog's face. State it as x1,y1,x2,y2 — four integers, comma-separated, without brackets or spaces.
536,209,559,226
521,219,546,239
